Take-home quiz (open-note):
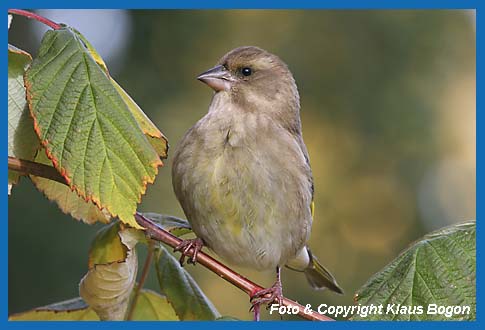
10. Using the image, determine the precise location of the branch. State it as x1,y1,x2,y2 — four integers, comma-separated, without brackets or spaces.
8,156,67,185
136,213,334,321
7,156,333,321
126,240,155,320
8,9,61,30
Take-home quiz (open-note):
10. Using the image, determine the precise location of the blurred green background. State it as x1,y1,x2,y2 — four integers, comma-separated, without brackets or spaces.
8,10,476,320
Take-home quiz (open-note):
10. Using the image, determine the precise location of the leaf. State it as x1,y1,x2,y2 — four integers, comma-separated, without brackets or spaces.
79,225,140,320
216,316,241,321
8,45,40,193
24,27,163,229
353,221,476,321
31,150,111,224
9,290,179,321
130,289,179,320
112,79,168,159
141,213,192,237
9,298,98,321
72,28,168,159
88,221,127,267
155,245,220,320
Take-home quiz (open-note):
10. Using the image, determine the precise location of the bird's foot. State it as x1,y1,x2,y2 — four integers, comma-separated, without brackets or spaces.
174,237,204,266
250,281,284,316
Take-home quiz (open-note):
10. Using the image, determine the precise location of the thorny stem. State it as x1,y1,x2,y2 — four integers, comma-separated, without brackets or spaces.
126,240,155,321
8,9,62,30
8,156,334,321
136,213,334,321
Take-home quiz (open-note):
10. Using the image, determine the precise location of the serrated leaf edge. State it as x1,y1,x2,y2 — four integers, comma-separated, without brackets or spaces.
23,29,163,228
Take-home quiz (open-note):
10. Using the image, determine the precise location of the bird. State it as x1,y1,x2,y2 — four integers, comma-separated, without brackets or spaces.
171,46,343,317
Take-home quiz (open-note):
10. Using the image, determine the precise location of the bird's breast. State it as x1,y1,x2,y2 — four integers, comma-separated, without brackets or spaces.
173,110,312,270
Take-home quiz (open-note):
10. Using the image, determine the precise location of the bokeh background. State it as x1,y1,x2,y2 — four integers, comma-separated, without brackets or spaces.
8,10,476,320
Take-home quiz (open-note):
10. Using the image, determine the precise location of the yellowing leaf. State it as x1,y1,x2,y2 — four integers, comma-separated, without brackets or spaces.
9,290,179,321
31,150,111,224
79,256,137,320
112,79,168,159
130,289,179,321
25,27,163,229
80,225,140,320
8,45,39,193
9,298,98,321
88,221,126,267
72,28,168,159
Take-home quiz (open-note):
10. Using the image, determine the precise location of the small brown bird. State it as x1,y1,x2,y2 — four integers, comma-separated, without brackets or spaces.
172,46,342,317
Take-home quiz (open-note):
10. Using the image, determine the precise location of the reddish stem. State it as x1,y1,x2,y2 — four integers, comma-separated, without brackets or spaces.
7,156,334,321
8,9,61,30
8,157,66,185
136,213,334,321
126,240,155,321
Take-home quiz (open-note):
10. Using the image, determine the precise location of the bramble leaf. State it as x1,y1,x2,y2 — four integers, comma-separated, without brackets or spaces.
72,28,168,159
9,290,178,321
31,150,111,224
80,224,140,320
141,213,192,237
129,289,179,320
353,221,475,321
88,221,127,267
112,79,168,159
25,27,163,229
8,45,39,194
155,245,220,320
8,297,98,321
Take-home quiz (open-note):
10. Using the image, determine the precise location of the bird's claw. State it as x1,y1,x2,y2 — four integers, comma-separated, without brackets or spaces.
249,282,284,313
174,238,204,266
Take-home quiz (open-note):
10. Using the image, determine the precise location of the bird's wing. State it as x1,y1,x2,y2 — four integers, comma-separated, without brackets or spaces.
294,134,315,220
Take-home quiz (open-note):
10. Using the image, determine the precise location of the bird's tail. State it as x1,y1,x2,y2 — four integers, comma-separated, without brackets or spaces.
287,247,343,294
304,249,343,294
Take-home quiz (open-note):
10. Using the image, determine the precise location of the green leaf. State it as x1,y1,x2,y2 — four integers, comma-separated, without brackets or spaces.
8,45,40,193
9,297,99,321
31,150,111,224
71,28,169,159
88,221,127,267
215,316,241,321
353,221,476,321
112,79,168,159
155,245,220,320
9,290,179,321
80,225,140,320
24,27,162,229
130,289,179,320
141,213,192,237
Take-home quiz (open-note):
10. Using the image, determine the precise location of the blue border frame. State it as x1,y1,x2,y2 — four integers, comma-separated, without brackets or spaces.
4,1,481,329
0,0,482,9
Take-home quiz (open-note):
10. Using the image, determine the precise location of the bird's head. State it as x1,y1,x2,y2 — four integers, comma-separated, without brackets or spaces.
197,46,300,115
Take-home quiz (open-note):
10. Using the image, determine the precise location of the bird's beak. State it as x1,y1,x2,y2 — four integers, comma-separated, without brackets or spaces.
197,65,234,92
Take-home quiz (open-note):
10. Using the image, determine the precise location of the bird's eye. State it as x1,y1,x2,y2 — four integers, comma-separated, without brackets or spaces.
241,67,252,76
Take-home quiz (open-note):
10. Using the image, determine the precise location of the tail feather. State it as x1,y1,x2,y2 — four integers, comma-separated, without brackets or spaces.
304,249,344,294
